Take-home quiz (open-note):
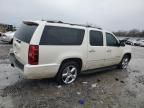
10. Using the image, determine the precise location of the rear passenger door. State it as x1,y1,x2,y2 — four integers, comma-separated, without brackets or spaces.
86,30,106,70
104,33,122,66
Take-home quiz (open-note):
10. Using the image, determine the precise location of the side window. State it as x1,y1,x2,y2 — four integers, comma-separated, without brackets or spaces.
106,33,119,47
40,26,85,45
90,30,103,46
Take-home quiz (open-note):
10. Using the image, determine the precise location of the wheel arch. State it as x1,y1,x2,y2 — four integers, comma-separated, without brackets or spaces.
59,58,83,71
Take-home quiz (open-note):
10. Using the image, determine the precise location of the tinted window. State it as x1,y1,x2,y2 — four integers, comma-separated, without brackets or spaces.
14,22,38,43
106,33,119,46
40,26,85,45
90,30,103,46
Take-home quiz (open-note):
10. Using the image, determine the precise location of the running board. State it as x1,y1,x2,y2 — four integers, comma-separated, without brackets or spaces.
81,65,118,75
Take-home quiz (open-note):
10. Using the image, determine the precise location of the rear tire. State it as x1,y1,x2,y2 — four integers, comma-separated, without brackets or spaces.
118,55,130,69
56,61,80,85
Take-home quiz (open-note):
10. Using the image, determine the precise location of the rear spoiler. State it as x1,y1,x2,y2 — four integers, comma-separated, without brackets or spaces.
23,21,38,26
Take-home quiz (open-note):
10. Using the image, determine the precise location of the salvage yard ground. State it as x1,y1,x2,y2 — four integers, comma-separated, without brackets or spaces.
0,40,144,108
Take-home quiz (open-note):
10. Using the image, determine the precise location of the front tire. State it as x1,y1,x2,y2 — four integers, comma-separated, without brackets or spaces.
56,61,80,85
119,55,130,69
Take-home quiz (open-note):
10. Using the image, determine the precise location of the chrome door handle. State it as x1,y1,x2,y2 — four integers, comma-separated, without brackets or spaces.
89,50,95,53
107,50,111,52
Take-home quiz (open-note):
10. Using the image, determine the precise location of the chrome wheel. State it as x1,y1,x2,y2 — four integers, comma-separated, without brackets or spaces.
62,65,77,84
121,57,129,69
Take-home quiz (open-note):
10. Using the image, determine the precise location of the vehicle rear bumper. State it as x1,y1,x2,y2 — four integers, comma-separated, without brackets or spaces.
140,44,144,47
1,36,11,42
9,52,60,79
9,52,24,71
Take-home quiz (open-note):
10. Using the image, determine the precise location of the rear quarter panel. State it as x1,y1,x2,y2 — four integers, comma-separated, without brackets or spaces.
38,28,88,71
39,46,87,67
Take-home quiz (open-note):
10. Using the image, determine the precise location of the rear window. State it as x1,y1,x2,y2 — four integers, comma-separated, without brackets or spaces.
40,26,85,45
14,22,38,43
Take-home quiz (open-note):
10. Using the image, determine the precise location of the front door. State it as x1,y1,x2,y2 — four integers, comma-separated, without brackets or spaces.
104,33,122,66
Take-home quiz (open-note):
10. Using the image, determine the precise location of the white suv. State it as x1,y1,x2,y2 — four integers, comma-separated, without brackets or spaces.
9,20,132,84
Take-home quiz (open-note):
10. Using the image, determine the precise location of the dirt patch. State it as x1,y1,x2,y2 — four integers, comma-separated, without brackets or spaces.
0,44,144,108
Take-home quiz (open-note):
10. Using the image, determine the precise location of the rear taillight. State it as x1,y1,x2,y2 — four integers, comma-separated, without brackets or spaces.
28,45,39,65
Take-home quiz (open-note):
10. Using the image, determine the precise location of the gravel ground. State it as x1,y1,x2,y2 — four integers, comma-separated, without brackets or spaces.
0,40,144,108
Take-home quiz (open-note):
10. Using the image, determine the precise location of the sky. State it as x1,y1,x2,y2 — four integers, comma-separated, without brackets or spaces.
0,0,144,31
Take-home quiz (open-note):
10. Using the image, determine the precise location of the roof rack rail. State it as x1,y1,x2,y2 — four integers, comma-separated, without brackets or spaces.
42,20,102,30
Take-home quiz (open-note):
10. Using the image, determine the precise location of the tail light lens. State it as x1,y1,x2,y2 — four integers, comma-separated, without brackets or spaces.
28,45,39,65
